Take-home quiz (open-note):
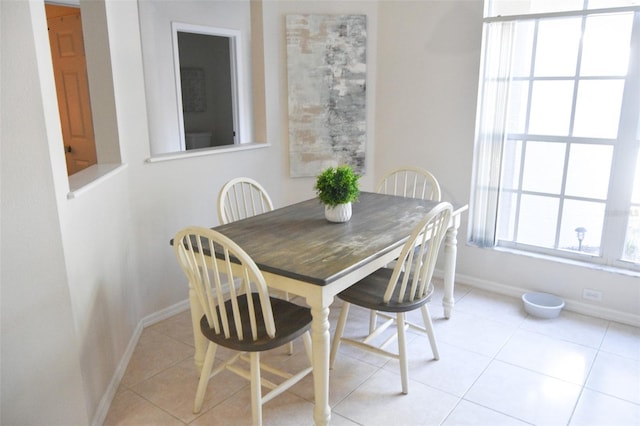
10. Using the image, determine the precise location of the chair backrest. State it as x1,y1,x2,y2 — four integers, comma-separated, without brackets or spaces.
376,167,441,201
384,202,452,304
174,226,276,341
218,177,274,224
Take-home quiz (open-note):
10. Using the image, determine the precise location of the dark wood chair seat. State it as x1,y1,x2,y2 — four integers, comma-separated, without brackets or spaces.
201,293,311,352
337,268,434,313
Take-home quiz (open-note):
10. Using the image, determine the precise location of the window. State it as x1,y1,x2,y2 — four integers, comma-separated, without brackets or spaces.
137,1,260,159
43,0,124,197
470,1,640,271
172,23,244,151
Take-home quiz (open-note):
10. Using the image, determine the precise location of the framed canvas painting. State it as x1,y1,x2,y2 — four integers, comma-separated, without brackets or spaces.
286,14,367,177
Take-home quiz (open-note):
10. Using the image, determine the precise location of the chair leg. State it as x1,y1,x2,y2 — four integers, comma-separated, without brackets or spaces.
397,313,409,394
369,310,377,334
420,305,439,360
250,352,262,426
194,342,216,413
330,302,351,369
283,291,294,355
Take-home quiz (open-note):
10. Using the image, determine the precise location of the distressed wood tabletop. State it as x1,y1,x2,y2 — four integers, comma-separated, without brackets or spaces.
211,192,444,286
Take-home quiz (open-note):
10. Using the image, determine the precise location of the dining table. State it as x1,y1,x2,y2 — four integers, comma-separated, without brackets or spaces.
176,191,467,425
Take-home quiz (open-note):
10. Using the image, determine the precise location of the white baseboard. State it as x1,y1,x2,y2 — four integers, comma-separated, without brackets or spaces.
444,271,640,327
90,321,143,426
91,299,190,426
141,298,190,328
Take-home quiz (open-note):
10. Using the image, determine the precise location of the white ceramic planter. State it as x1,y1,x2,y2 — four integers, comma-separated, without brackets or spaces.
325,202,352,223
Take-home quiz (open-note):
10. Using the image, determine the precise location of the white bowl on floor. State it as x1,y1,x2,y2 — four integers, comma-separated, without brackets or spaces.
522,292,565,319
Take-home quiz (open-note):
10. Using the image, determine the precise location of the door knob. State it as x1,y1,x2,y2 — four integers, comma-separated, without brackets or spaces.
65,145,73,153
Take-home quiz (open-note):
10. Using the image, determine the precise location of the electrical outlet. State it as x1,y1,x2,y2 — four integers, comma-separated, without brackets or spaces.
583,288,602,301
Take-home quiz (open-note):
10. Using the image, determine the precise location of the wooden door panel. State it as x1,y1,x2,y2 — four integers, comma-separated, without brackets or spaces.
54,29,81,57
62,71,88,137
47,9,96,176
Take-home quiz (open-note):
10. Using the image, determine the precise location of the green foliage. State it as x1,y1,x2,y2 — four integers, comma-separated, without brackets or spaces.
314,165,361,207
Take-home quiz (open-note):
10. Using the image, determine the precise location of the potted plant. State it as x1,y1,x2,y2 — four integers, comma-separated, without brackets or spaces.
314,165,361,222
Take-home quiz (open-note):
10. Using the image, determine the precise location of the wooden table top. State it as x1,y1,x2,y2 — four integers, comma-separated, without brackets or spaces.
211,192,456,286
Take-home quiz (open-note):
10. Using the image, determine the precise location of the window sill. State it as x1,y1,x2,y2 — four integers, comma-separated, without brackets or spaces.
67,163,127,199
490,245,640,277
145,142,270,164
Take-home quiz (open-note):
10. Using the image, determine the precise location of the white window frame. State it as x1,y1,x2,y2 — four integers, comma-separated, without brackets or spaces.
171,22,245,151
470,4,640,272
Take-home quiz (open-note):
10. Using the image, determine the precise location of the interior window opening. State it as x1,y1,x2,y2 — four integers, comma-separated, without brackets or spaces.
45,3,97,176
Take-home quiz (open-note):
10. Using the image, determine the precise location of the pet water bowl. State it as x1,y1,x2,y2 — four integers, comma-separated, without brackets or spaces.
522,292,565,319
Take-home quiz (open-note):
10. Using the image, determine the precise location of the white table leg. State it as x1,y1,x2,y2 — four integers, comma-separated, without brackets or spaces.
443,225,459,319
189,283,206,373
310,300,331,426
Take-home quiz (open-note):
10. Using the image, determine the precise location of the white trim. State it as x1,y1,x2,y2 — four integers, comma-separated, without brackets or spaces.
491,245,640,276
46,0,80,6
485,5,640,23
145,142,270,163
67,163,127,199
438,270,640,327
90,321,142,426
141,298,190,328
90,299,190,426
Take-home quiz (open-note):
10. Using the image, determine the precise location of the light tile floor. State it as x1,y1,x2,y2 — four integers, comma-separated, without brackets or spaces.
104,281,640,425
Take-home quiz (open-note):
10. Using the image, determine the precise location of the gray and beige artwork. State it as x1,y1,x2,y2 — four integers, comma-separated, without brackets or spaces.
286,14,367,177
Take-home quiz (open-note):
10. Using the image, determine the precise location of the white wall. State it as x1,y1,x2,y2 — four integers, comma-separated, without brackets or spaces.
1,0,638,425
374,1,480,206
1,1,90,423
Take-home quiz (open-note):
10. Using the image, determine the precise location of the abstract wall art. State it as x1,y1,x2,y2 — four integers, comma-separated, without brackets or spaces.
286,14,367,177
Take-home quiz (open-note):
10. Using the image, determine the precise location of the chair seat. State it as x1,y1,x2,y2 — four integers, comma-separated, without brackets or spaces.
337,268,434,313
200,293,312,352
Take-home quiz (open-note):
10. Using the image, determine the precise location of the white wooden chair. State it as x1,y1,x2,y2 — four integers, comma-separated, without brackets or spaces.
376,166,441,202
218,177,274,225
217,177,293,349
329,202,452,394
173,226,313,426
372,166,442,331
